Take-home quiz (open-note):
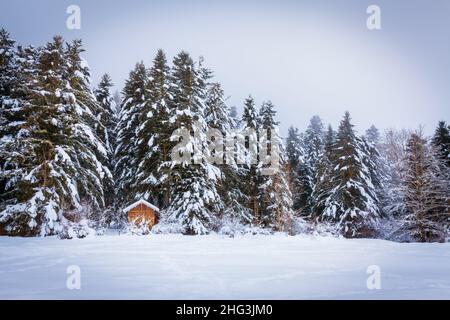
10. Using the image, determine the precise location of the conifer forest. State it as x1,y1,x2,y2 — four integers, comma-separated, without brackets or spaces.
0,0,449,301
1,28,448,242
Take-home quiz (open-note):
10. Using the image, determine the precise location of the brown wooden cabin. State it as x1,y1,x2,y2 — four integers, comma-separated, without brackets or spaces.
123,200,160,230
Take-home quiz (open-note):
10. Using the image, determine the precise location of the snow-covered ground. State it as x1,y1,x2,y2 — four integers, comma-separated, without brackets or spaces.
0,234,449,300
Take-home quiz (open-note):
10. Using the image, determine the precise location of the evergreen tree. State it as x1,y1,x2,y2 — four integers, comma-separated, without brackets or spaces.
312,125,336,219
0,36,111,236
240,95,261,224
0,34,34,151
205,83,231,133
94,74,118,157
204,82,251,223
242,95,259,130
301,115,324,214
285,126,312,216
319,112,380,237
400,133,449,242
0,31,34,234
357,126,386,218
0,28,16,100
64,39,114,226
285,126,304,212
366,125,380,145
115,62,148,208
432,121,450,166
304,115,324,168
164,52,221,234
93,73,118,223
135,49,172,208
379,128,411,217
258,101,294,230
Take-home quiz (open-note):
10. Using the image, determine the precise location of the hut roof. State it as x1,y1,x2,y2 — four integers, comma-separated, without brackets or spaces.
123,199,160,213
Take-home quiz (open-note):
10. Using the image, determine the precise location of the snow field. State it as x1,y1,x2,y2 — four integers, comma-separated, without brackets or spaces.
0,234,449,299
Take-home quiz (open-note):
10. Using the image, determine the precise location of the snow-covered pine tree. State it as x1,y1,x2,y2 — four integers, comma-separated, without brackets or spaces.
378,129,411,217
258,101,294,230
242,96,259,132
94,74,118,160
319,112,381,237
0,28,16,104
286,126,303,212
365,125,380,145
1,36,111,236
240,95,261,224
361,125,385,216
164,52,221,234
312,124,336,220
301,115,325,215
285,126,312,215
205,83,231,133
204,82,251,224
93,73,119,224
0,28,19,177
64,39,113,226
115,61,148,208
0,33,34,153
432,121,450,167
0,30,33,235
135,49,172,209
400,133,449,242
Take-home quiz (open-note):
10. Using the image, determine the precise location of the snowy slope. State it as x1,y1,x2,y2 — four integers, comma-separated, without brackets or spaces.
0,234,449,300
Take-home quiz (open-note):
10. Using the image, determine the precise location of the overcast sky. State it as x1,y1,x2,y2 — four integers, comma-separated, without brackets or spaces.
1,0,449,135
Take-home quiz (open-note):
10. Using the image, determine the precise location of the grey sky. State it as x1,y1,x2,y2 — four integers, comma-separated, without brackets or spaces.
1,0,449,136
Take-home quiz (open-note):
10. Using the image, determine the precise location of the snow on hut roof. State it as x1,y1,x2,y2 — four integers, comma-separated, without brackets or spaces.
123,199,160,213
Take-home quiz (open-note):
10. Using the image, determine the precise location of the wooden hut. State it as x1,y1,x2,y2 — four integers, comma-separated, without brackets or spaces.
123,200,160,229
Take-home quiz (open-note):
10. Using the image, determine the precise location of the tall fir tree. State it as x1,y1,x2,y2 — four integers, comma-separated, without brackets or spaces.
164,52,221,234
115,62,148,208
94,73,119,223
242,95,259,130
65,39,114,226
378,128,411,217
432,121,450,167
258,101,294,230
204,82,251,223
0,34,34,154
135,49,172,208
94,74,118,158
285,126,305,212
1,36,111,236
400,133,449,242
0,30,32,233
286,126,312,216
312,124,336,219
365,125,380,145
0,28,16,102
361,132,385,217
301,115,325,215
240,95,261,224
318,112,380,237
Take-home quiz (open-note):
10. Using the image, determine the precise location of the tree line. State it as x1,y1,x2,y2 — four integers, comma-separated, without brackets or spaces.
0,29,448,241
